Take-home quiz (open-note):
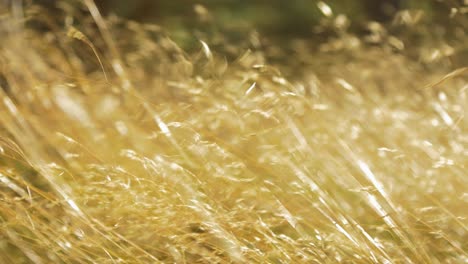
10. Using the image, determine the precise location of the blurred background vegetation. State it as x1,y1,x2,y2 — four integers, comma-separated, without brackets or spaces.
26,0,466,53
94,1,464,34
91,0,467,59
25,0,466,68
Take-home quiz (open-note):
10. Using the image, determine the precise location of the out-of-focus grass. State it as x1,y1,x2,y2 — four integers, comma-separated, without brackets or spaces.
0,0,467,263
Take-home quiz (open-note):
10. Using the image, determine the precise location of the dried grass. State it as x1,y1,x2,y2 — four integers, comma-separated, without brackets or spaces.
0,1,467,263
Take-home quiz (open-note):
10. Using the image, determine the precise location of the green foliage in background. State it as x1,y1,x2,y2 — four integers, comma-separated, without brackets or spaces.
94,0,465,51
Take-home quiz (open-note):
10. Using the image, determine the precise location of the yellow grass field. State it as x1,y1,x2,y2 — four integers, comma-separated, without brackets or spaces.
0,1,467,263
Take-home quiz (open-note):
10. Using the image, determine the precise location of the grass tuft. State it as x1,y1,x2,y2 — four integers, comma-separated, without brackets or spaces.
0,1,467,263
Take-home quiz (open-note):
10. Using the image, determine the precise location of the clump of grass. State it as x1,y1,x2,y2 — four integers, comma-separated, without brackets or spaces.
0,1,467,263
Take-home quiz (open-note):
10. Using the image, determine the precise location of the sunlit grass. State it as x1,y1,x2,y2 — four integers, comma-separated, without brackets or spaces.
0,1,467,263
